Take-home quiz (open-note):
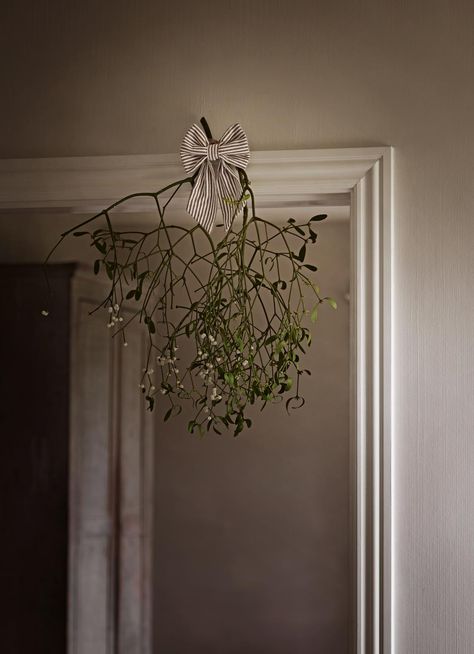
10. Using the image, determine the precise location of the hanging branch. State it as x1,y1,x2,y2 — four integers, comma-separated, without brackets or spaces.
200,116,214,140
43,119,336,435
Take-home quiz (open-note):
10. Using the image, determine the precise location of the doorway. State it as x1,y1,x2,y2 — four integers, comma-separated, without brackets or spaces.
0,146,393,654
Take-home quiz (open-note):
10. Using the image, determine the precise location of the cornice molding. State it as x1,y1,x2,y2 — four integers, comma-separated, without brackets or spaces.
0,147,388,215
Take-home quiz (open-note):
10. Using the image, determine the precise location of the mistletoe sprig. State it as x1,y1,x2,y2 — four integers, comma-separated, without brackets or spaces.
45,155,336,437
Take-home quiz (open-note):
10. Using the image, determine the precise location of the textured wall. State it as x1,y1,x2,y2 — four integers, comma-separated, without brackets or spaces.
153,221,350,653
1,0,474,652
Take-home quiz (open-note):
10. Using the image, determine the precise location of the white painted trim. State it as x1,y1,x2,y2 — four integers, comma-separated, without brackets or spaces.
350,149,393,654
3,146,393,653
0,148,383,214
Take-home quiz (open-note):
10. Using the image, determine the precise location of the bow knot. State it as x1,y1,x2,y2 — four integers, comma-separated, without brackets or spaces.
180,123,250,233
207,141,220,162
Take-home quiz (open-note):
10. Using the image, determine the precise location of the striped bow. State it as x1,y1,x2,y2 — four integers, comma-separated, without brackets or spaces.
180,123,250,233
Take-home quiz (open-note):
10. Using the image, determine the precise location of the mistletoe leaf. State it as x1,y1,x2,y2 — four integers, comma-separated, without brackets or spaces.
297,244,306,262
145,318,156,334
224,372,235,387
164,406,181,422
93,239,107,254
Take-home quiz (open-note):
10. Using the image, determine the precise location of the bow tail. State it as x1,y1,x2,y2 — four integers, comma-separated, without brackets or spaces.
216,162,246,231
186,162,218,233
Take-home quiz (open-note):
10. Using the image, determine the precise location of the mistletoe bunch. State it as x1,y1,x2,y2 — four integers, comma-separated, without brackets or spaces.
45,166,335,435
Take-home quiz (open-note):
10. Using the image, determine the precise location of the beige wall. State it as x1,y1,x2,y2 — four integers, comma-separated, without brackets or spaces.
2,0,474,652
153,221,350,653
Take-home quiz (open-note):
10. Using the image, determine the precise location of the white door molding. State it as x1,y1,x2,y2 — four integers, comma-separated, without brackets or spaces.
350,150,393,654
0,147,381,217
0,146,393,654
69,273,154,654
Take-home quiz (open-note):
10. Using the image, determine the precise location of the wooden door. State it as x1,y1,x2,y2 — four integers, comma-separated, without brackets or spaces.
0,264,74,654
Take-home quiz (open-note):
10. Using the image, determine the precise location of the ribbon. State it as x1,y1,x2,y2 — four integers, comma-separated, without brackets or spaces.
180,123,250,233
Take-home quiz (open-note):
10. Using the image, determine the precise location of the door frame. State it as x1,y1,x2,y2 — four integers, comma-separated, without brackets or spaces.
0,145,394,654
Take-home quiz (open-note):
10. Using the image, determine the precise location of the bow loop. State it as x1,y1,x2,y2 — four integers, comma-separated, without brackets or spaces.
180,122,250,232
